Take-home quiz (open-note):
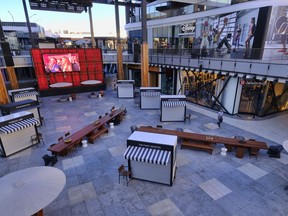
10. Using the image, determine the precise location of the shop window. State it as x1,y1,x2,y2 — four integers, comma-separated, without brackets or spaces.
239,82,262,115
181,70,217,107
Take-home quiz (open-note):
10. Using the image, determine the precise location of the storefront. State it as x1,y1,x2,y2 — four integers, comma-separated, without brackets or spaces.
0,99,42,126
0,111,39,157
117,80,135,98
179,68,288,117
124,131,177,186
238,78,288,116
140,87,161,109
8,87,39,103
160,95,187,122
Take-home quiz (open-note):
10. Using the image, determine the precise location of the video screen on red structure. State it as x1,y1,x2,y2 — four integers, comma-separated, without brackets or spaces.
43,53,81,73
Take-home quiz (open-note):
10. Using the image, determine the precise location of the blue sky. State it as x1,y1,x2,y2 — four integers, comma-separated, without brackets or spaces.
0,0,126,37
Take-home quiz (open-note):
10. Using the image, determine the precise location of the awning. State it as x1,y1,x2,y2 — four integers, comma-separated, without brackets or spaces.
162,101,186,107
13,91,38,98
0,118,39,134
118,84,133,87
123,146,171,165
141,92,161,97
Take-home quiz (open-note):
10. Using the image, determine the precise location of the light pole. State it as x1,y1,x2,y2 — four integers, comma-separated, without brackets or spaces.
8,11,14,22
22,0,35,48
29,14,37,19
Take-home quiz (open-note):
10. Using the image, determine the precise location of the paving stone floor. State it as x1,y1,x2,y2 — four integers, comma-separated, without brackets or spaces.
0,89,288,216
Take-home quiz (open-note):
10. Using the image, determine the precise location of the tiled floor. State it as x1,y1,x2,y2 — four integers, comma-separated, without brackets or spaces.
0,89,288,216
199,178,232,200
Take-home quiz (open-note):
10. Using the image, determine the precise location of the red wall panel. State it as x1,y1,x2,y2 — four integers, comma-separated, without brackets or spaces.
31,48,104,90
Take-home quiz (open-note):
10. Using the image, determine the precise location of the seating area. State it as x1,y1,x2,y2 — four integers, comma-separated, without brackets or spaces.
42,154,58,166
89,91,105,99
267,145,284,158
48,107,126,156
130,125,137,133
57,97,69,102
1,89,286,215
31,132,45,146
118,164,131,186
87,126,108,144
185,113,191,124
181,140,214,154
137,126,268,158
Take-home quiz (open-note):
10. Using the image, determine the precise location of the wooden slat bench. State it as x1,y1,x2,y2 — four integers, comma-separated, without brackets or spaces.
137,126,268,158
48,108,125,156
88,127,108,144
181,140,214,154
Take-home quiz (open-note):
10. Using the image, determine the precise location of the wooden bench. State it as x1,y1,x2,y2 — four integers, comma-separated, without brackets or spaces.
88,127,108,144
181,141,214,154
138,127,268,158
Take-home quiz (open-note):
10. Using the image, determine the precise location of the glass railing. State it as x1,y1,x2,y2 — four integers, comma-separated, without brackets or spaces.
131,0,255,23
147,48,288,64
1,47,286,69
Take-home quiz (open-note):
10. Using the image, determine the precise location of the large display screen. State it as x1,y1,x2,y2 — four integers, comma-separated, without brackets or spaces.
43,53,81,73
263,5,288,60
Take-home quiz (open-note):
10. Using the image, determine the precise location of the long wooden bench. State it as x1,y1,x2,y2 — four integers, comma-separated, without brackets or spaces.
138,126,268,158
88,127,108,144
48,108,125,156
181,140,214,154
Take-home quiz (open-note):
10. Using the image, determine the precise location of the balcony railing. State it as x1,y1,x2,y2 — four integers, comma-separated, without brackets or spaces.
0,47,287,79
146,48,287,79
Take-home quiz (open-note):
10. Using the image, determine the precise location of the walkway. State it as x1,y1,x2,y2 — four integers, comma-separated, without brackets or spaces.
187,103,288,145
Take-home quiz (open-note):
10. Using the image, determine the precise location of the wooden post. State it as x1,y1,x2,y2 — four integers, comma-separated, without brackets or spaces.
141,0,149,87
7,66,19,89
117,43,124,80
114,0,124,80
88,6,96,48
141,43,149,87
0,72,9,104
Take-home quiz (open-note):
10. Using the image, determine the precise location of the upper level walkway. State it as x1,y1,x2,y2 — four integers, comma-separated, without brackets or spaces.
0,47,287,81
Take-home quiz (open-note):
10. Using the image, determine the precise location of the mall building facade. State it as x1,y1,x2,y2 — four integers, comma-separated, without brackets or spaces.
124,0,288,117
0,0,287,117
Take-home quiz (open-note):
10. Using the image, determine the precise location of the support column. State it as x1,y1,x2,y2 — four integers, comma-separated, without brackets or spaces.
114,0,124,80
22,0,35,48
7,66,19,89
0,21,19,92
88,6,96,48
117,44,124,80
141,43,149,87
141,0,149,87
0,72,9,104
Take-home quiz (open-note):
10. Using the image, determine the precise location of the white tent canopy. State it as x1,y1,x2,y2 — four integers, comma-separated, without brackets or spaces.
0,167,66,216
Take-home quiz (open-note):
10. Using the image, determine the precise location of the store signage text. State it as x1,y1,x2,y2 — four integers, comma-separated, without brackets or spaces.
181,24,195,33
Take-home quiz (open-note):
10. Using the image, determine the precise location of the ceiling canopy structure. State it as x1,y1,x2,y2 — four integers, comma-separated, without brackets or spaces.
28,0,94,13
28,0,147,13
28,0,229,13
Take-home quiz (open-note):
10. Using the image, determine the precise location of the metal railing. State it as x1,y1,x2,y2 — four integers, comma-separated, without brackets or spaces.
0,47,287,79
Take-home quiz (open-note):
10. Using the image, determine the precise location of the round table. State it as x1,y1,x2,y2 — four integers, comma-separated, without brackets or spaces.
0,166,66,216
49,82,73,88
81,80,101,86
